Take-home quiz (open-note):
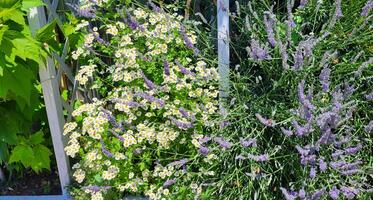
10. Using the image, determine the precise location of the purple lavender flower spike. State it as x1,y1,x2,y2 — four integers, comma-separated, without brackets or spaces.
311,188,326,200
82,185,112,192
280,188,296,200
141,71,157,90
319,66,331,93
281,127,293,136
329,186,340,200
100,108,120,128
199,136,211,144
341,186,359,199
340,169,361,176
330,160,346,169
66,3,96,18
178,107,189,118
179,26,199,56
239,138,257,148
279,40,289,69
309,167,317,179
255,113,275,127
365,91,373,101
293,45,304,70
295,145,310,156
175,59,195,76
365,121,373,133
299,0,309,8
135,92,165,107
163,178,176,188
199,146,210,156
220,121,230,129
263,12,276,47
319,157,327,172
148,0,162,13
344,144,362,155
164,60,170,76
247,154,269,162
298,80,315,110
298,188,306,199
235,155,246,160
248,39,270,61
213,137,232,149
168,158,188,167
332,150,344,160
169,117,193,130
361,0,373,16
335,0,343,18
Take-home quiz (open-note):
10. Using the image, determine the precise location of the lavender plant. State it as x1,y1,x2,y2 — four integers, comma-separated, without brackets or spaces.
64,1,221,199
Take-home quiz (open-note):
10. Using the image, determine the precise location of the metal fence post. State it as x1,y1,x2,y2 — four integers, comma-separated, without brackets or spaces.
27,5,71,197
218,0,230,100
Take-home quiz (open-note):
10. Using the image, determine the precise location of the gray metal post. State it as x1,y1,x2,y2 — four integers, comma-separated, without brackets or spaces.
218,0,230,99
27,5,71,196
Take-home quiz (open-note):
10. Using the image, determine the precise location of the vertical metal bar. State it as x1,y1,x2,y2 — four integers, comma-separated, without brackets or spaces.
27,5,71,196
217,0,230,99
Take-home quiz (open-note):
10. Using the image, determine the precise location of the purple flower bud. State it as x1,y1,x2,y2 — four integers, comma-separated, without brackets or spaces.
298,80,315,110
361,0,373,16
295,145,310,156
239,138,257,148
82,185,111,192
281,127,293,136
319,66,331,93
199,146,210,156
178,107,189,118
279,40,289,69
311,188,326,200
175,60,195,76
168,158,188,167
341,186,359,199
298,188,306,198
293,45,304,70
263,12,276,47
335,0,343,18
148,0,162,13
310,167,317,179
255,113,276,127
199,136,211,144
135,92,165,107
247,153,269,162
330,160,346,169
332,150,344,160
248,39,271,61
344,144,362,155
169,117,193,130
163,178,176,188
340,169,361,176
365,121,373,133
280,188,296,200
235,155,246,160
299,0,309,8
164,60,170,76
213,137,232,149
365,91,373,101
141,71,157,90
179,26,199,56
319,158,328,172
67,3,96,18
329,186,340,200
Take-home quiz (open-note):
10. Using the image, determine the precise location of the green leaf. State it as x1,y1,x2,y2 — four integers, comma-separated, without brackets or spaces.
0,0,18,8
0,24,8,46
0,142,9,164
0,108,20,145
30,144,51,172
35,20,59,51
9,144,35,167
0,64,34,104
29,131,44,145
21,0,44,11
94,174,103,183
0,8,25,25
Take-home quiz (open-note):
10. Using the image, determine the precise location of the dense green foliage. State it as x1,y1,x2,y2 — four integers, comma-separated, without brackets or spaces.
0,0,52,175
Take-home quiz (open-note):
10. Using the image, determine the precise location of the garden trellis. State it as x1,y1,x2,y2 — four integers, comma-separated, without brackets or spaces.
1,0,230,199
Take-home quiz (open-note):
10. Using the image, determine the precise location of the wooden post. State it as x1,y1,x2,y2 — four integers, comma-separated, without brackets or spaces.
217,0,230,99
27,5,71,196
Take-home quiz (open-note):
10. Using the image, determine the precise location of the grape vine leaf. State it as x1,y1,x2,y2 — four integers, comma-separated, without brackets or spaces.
0,64,34,104
8,145,35,167
29,131,44,145
30,144,52,172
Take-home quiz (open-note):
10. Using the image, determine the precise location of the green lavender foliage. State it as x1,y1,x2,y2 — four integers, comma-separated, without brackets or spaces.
211,0,373,199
